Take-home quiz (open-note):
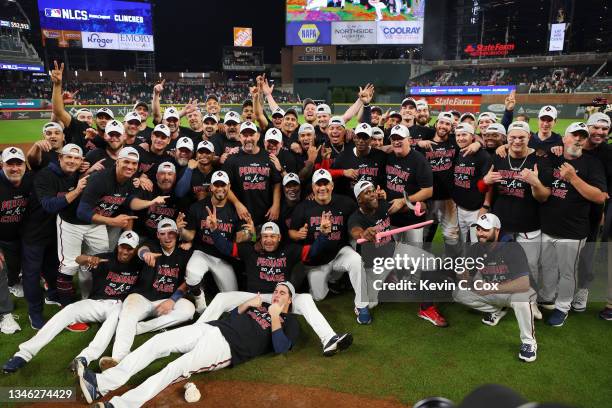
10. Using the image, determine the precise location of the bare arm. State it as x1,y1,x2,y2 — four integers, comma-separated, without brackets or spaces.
569,175,607,204
406,186,433,203
152,80,165,125
50,61,72,128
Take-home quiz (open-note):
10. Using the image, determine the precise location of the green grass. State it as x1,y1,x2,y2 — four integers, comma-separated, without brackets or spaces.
0,117,578,146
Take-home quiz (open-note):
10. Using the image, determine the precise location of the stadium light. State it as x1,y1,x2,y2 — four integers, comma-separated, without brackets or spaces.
144,72,147,78
181,72,184,78
74,70,78,77
123,71,127,78
158,72,162,78
99,71,102,78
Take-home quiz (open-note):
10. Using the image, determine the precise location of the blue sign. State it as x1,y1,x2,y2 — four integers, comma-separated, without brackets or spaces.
0,99,48,109
286,22,331,46
409,86,516,95
38,0,153,35
0,62,44,72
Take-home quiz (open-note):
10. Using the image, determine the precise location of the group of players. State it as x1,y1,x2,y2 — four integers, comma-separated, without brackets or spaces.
0,59,611,406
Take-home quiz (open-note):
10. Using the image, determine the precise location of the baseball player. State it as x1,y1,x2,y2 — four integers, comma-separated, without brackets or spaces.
180,103,205,143
210,111,242,164
2,231,142,374
78,283,299,407
289,169,371,324
279,173,303,238
453,213,538,363
175,136,194,169
476,112,498,136
84,120,126,172
241,99,255,122
293,123,318,180
25,122,66,172
122,111,148,147
265,128,299,177
460,112,476,126
529,106,562,156
302,98,318,126
482,123,507,156
204,94,221,117
133,101,153,141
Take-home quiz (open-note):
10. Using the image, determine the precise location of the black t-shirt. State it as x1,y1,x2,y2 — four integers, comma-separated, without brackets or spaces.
279,200,298,240
331,147,387,199
224,149,282,225
137,126,153,144
289,194,356,265
29,150,59,173
135,241,190,301
584,143,612,194
315,141,354,169
186,198,243,260
136,147,177,179
90,251,142,300
529,132,562,157
208,304,300,366
276,149,299,175
64,118,97,152
211,133,242,157
539,154,607,239
490,153,541,233
384,149,433,227
451,149,491,211
466,237,529,284
419,136,458,200
0,172,33,241
347,200,394,265
79,166,137,220
314,125,328,146
409,125,435,146
135,186,182,240
188,166,214,203
85,148,115,169
179,126,205,146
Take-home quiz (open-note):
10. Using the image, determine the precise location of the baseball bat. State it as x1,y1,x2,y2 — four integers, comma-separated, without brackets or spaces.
356,219,434,244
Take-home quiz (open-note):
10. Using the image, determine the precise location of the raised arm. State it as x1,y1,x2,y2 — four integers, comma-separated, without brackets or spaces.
50,61,73,128
152,80,165,125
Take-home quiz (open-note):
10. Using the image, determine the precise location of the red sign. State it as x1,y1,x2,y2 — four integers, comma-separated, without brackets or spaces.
464,43,515,57
422,95,482,114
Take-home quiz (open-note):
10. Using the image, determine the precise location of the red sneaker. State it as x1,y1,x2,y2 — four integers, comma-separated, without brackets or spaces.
418,305,449,327
66,322,90,332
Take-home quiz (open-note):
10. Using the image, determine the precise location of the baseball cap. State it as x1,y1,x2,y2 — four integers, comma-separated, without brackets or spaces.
450,110,461,117
455,123,475,135
355,123,372,137
415,100,429,110
276,281,295,298
329,116,345,128
117,146,140,162
60,143,83,158
240,121,258,134
390,124,409,138
371,105,383,114
402,97,416,107
177,137,194,151
42,121,63,133
298,123,315,134
316,104,331,115
105,120,125,136
284,108,299,118
265,128,283,143
484,123,507,136
587,112,611,127
153,123,171,137
283,173,300,186
437,111,454,124
157,218,178,233
96,107,114,119
538,105,558,120
353,180,374,199
211,170,230,185
507,121,531,135
224,111,241,124
371,127,384,139
157,161,176,173
478,112,497,123
302,98,315,108
206,94,219,103
76,108,91,117
196,140,215,153
163,107,180,121
1,147,25,163
472,213,501,230
271,107,286,118
118,230,139,248
460,112,476,122
312,169,332,184
124,111,142,123
389,111,402,120
261,221,281,235
133,101,149,111
565,122,589,137
203,114,219,123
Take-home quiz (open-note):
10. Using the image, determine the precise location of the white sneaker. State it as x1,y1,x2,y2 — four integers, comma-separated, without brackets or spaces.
571,288,588,312
0,314,21,334
194,292,207,314
9,283,24,298
481,308,508,326
531,303,542,320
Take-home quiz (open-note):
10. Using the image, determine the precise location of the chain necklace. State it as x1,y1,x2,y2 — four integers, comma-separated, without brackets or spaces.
507,152,529,171
331,143,344,155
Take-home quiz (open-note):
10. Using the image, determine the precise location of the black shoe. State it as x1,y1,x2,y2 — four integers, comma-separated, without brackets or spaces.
323,333,353,357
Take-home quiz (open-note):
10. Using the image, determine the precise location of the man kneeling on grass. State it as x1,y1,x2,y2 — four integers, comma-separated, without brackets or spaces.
78,282,299,408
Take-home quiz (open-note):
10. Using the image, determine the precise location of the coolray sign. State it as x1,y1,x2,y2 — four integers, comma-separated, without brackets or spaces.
81,32,118,49
286,22,331,45
117,33,154,51
377,21,423,44
549,23,566,51
464,43,515,57
331,22,376,45
408,86,516,95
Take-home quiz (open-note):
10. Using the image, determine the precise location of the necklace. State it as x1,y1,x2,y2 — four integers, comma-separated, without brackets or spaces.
507,153,529,171
331,143,344,155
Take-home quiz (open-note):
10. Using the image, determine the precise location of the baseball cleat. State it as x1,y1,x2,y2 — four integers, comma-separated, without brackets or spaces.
99,357,119,372
481,308,508,326
531,303,542,320
79,368,101,404
44,295,62,307
69,357,88,376
3,356,27,373
518,343,537,363
418,305,449,327
67,322,90,332
355,307,372,325
537,301,555,311
323,333,353,357
599,307,612,321
29,313,46,330
8,283,24,298
194,292,207,314
571,288,588,312
547,309,568,327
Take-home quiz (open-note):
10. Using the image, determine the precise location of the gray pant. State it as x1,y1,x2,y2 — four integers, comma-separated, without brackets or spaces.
0,247,14,315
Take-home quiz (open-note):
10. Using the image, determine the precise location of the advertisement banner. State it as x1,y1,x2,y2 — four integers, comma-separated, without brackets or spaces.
117,33,154,51
287,0,426,22
286,22,331,45
331,21,377,45
408,86,516,95
293,46,336,64
81,31,118,49
0,99,49,109
233,27,253,47
0,62,44,73
549,23,566,51
377,21,424,44
421,96,482,114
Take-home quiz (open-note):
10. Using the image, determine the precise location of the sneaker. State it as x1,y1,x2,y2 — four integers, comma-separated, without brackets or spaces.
0,313,21,334
518,343,537,363
92,402,114,408
571,288,588,312
194,292,207,314
537,301,555,311
78,368,101,404
69,356,87,376
8,283,24,298
355,307,372,325
531,303,542,320
418,305,449,327
598,307,612,321
481,308,508,326
323,333,353,357
29,313,46,330
66,322,89,332
2,356,27,373
547,309,568,327
44,295,62,307
99,356,119,371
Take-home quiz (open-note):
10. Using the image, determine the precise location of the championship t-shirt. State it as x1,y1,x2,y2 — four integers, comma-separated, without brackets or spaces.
0,171,33,241
419,137,458,200
451,149,491,210
135,242,190,301
331,147,387,199
78,166,137,221
466,236,529,284
89,251,142,300
347,200,394,265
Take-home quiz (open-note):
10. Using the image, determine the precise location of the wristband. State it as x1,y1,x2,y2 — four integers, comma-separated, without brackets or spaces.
170,289,184,302
138,247,150,261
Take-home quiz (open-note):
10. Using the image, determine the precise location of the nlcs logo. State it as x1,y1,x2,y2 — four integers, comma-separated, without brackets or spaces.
298,24,319,44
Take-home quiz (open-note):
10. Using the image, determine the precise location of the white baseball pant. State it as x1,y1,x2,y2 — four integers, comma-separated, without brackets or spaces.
540,233,586,314
428,199,459,245
98,323,232,408
15,299,122,363
454,288,537,345
513,230,542,294
185,250,238,292
111,293,195,361
456,206,480,243
196,291,335,345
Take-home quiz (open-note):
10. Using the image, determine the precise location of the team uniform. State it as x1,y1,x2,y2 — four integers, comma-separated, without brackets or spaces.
134,186,182,241
331,146,387,198
63,119,97,153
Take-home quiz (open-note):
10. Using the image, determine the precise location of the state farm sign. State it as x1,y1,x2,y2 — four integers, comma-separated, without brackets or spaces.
464,43,515,57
